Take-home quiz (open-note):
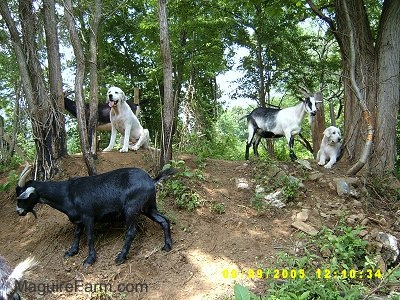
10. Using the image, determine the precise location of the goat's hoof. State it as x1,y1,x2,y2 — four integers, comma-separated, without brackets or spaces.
162,244,172,252
115,254,126,265
64,249,78,257
83,256,96,266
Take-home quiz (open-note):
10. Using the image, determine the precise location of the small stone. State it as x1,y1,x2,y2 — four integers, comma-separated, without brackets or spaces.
337,180,350,197
291,220,318,236
296,209,310,222
309,172,323,181
236,178,250,190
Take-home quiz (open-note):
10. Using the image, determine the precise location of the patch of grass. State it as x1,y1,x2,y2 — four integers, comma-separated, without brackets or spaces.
210,202,225,214
159,160,203,211
0,171,18,192
230,221,394,300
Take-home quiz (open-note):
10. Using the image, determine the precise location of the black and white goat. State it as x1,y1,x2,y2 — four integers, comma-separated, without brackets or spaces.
15,165,175,266
244,97,318,161
0,255,36,300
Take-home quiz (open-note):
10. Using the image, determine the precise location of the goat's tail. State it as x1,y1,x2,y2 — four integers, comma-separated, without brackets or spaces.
238,115,248,122
153,167,176,185
4,257,37,299
9,257,37,282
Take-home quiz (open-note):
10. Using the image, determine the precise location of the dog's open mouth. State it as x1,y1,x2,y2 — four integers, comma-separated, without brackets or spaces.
108,100,118,108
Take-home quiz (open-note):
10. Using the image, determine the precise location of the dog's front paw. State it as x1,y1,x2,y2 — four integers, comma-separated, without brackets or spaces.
324,163,333,169
119,147,129,153
103,147,112,152
318,161,325,166
131,144,140,151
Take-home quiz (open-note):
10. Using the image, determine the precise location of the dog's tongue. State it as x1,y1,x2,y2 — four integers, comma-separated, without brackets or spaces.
108,101,114,108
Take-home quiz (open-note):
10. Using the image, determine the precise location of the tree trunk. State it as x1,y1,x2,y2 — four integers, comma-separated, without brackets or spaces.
0,0,65,179
88,0,102,157
43,0,68,159
310,0,399,175
311,92,325,158
370,0,400,174
64,0,97,175
158,0,175,168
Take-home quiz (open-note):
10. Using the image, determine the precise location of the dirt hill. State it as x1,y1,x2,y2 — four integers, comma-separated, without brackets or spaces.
0,151,399,299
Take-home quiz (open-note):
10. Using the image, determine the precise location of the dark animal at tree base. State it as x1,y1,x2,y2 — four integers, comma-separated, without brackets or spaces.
16,164,175,266
64,96,143,131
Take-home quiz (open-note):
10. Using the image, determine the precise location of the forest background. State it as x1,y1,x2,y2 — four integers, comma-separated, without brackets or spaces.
0,0,399,179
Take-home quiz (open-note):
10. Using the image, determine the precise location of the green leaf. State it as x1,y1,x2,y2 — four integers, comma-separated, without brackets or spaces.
234,284,250,300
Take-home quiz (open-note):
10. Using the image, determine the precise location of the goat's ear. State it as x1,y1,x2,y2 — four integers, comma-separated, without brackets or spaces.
17,187,36,199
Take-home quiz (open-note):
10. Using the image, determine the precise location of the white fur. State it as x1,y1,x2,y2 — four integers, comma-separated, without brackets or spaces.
103,86,149,152
317,126,342,169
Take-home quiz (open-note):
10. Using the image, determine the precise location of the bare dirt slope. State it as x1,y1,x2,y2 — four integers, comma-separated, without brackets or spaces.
0,151,398,300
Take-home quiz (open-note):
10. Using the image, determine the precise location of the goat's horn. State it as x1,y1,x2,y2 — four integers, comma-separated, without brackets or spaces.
297,86,311,97
18,163,32,187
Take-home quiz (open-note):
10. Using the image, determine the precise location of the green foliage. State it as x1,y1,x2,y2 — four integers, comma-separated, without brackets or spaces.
251,192,267,212
313,224,369,270
232,222,379,299
159,160,203,211
210,202,225,214
279,175,301,201
369,172,400,202
0,170,18,192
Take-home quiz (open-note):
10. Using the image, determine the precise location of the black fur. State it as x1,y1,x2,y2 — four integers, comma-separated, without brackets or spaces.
64,97,141,125
16,168,174,266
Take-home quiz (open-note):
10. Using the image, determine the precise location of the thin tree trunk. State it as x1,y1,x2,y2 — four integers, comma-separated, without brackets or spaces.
311,92,325,158
43,0,67,159
158,0,174,167
64,0,96,175
88,0,102,157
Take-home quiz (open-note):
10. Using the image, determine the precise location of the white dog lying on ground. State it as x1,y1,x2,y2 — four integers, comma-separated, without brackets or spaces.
317,126,342,169
103,86,150,153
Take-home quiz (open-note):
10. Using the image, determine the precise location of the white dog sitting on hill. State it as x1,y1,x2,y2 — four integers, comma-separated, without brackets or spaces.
103,86,150,153
317,126,342,169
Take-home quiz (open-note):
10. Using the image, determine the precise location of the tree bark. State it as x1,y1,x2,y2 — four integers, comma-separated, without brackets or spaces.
0,0,65,179
64,0,97,175
311,92,325,158
370,0,400,174
309,0,400,175
88,0,102,157
43,0,68,159
158,0,175,168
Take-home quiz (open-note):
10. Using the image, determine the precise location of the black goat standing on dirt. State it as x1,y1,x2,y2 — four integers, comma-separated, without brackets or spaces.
15,165,175,266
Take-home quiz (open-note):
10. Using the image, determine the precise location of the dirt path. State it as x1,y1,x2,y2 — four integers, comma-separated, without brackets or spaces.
0,151,398,299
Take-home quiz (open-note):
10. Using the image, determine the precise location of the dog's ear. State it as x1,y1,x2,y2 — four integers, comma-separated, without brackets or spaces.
323,127,331,137
121,90,126,103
